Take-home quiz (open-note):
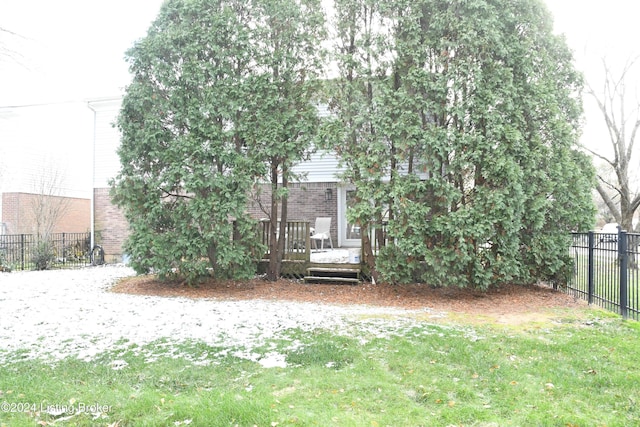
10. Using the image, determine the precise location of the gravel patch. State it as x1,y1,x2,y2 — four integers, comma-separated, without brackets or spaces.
0,266,426,366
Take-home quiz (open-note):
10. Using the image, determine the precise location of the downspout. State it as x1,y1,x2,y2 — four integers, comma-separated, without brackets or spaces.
87,102,97,251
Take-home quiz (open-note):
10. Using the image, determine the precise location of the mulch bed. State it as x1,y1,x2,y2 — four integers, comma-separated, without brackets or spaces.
111,275,584,316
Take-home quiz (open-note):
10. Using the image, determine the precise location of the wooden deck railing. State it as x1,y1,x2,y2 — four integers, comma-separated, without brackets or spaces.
258,219,386,263
259,219,311,262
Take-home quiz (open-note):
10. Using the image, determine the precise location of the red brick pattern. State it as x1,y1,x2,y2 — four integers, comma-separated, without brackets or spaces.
93,188,129,262
1,192,90,235
246,182,338,245
90,182,339,262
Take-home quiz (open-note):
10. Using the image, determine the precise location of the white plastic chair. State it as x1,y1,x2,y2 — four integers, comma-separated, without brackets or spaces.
310,217,333,251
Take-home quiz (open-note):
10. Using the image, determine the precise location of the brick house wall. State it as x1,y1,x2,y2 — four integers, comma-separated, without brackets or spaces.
246,182,338,247
93,182,339,262
93,187,129,263
1,192,90,235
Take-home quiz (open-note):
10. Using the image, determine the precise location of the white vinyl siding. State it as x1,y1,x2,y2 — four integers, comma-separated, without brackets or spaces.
89,98,122,188
293,103,344,183
291,149,343,183
89,98,344,187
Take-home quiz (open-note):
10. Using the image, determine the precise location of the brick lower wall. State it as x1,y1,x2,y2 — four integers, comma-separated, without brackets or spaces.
91,182,339,263
93,188,129,262
246,182,338,246
1,192,90,235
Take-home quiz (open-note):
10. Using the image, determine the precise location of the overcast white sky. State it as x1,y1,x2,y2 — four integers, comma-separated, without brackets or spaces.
0,0,164,105
0,0,639,198
0,0,166,200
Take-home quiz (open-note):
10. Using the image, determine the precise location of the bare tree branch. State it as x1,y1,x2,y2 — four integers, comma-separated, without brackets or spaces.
160,188,194,200
579,143,615,167
621,56,640,162
595,181,621,222
0,26,28,69
587,80,620,167
587,55,640,231
30,165,70,238
631,193,640,214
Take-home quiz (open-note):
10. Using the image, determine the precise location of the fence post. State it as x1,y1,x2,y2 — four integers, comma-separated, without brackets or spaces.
619,228,628,319
305,221,311,263
587,231,595,305
20,234,25,271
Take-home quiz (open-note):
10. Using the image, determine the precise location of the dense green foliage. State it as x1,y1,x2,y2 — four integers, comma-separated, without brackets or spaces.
242,0,326,280
114,0,595,286
113,0,259,283
112,0,324,283
325,0,595,287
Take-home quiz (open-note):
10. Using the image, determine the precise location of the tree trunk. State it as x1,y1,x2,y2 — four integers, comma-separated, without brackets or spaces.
267,164,280,281
587,58,640,234
361,221,379,283
267,161,288,281
620,205,634,233
207,242,218,279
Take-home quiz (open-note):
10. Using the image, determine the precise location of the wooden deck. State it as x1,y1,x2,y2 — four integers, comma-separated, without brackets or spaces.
258,260,361,277
258,220,368,282
304,266,361,284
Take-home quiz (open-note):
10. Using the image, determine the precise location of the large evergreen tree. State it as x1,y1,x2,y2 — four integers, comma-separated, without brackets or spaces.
327,0,595,288
113,0,325,283
114,0,595,287
243,0,326,280
322,0,391,281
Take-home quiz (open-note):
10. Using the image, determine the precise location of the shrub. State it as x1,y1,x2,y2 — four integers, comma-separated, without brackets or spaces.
0,249,8,272
32,241,56,270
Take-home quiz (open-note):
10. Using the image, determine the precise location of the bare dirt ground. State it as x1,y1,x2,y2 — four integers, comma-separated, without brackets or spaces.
112,276,589,325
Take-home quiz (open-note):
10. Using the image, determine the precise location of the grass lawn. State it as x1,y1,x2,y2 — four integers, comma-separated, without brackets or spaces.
1,310,639,426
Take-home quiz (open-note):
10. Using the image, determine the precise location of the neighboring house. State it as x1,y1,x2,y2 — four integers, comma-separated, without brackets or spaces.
1,192,90,235
88,98,130,263
89,97,359,263
0,101,93,237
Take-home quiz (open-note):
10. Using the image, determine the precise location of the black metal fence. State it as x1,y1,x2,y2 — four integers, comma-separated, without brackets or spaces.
0,232,92,271
569,229,640,320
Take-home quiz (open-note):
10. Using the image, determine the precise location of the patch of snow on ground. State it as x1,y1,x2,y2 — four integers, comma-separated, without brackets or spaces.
0,266,427,366
310,249,351,263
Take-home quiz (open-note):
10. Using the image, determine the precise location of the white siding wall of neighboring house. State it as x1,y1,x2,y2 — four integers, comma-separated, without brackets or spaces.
291,150,344,183
89,98,122,189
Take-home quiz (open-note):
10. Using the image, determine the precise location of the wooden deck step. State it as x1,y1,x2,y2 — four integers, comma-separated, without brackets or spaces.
303,276,360,284
307,267,360,274
304,266,361,284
